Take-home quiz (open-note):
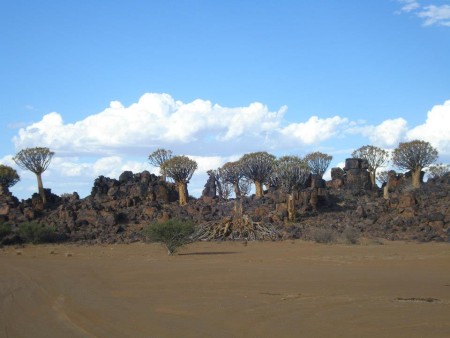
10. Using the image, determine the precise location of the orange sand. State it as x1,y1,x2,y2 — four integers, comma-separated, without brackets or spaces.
1,240,449,337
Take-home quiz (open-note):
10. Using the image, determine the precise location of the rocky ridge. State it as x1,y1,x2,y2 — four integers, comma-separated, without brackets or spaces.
1,159,449,244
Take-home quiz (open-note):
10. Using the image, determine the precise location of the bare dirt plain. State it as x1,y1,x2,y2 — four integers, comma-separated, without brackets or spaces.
1,240,450,338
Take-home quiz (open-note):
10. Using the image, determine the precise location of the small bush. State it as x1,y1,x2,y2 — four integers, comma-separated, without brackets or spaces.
18,222,58,244
144,219,195,255
342,226,360,244
0,223,12,240
311,227,337,244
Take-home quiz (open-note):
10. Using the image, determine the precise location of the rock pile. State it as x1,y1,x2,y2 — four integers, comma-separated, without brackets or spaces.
328,158,372,190
0,186,19,224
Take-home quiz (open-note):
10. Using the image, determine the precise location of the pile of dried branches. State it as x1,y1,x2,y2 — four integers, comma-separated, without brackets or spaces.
195,215,281,241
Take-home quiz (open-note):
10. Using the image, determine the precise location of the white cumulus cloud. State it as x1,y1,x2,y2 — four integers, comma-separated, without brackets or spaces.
13,93,286,156
280,116,349,145
399,0,420,13
407,100,450,155
418,4,450,26
366,118,408,148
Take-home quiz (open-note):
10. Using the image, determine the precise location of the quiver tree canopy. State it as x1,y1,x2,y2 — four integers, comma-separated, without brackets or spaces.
0,164,20,189
218,161,244,198
273,156,310,194
352,145,389,187
392,140,438,188
148,148,173,180
376,170,389,186
427,163,450,179
13,147,54,203
210,169,232,200
304,151,332,177
161,155,197,205
240,151,276,197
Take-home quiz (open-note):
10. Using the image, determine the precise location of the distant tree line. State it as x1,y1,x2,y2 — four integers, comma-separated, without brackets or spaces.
0,140,447,206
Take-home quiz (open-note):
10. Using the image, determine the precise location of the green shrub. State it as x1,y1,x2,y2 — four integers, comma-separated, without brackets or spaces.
144,219,195,255
0,223,12,240
18,222,58,244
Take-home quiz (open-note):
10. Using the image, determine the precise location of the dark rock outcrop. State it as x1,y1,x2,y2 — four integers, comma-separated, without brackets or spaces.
202,171,217,201
1,168,449,244
0,185,20,223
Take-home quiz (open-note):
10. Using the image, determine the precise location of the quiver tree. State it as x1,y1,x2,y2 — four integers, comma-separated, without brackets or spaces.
304,151,332,178
148,148,173,181
0,164,20,190
160,155,197,205
273,156,310,221
352,145,389,187
240,152,276,197
427,163,450,180
238,178,251,197
392,140,438,188
206,169,232,200
13,147,54,204
218,161,245,198
376,170,389,187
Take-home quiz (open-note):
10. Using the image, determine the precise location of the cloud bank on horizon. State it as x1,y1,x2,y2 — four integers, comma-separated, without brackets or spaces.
13,93,450,157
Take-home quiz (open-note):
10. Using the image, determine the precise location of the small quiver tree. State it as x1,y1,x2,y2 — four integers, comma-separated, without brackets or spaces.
209,169,233,200
273,156,310,221
148,148,173,181
13,147,54,204
218,160,245,198
304,151,332,178
0,164,20,192
161,156,197,206
427,163,450,180
392,140,438,188
352,145,389,188
240,152,275,197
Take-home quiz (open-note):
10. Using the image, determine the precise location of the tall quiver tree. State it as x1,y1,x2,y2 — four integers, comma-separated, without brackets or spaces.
240,152,276,197
161,156,197,206
148,148,173,181
13,147,54,204
0,164,20,193
218,161,244,198
304,151,332,178
392,140,438,188
274,156,310,221
352,145,389,187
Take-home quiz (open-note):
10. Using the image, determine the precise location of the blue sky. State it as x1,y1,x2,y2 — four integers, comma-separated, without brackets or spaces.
1,0,449,199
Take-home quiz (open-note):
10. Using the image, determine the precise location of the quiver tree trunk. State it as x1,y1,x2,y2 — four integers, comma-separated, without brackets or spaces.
411,168,422,188
233,199,243,219
36,173,47,204
233,183,241,198
310,190,318,211
177,182,188,206
287,193,295,222
369,170,376,188
383,185,389,199
254,180,264,197
383,174,391,199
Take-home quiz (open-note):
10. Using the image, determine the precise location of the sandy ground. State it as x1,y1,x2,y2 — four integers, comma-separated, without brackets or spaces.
1,240,449,338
